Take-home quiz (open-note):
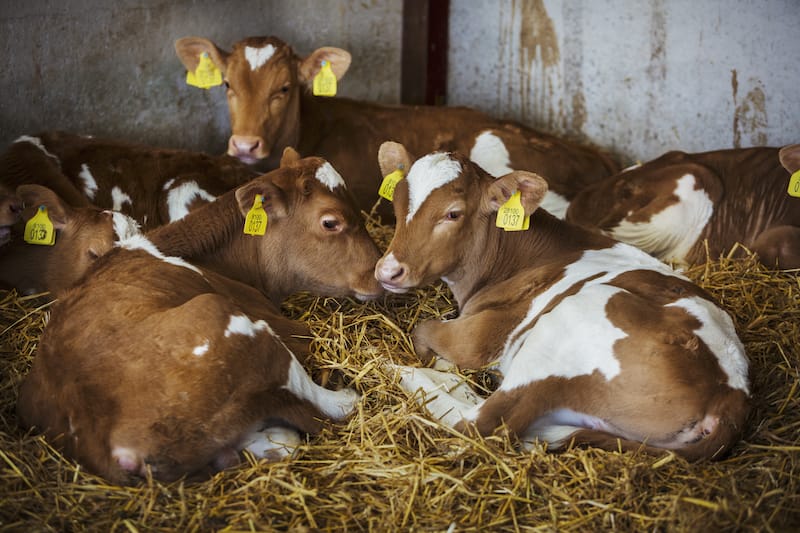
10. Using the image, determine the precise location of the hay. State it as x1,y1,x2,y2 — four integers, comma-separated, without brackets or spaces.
1,228,798,531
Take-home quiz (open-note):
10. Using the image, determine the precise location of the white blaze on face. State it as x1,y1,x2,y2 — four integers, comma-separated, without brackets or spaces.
111,186,133,211
224,314,273,338
496,243,682,390
117,234,202,274
314,162,346,191
666,297,749,393
14,135,60,164
165,180,217,222
611,174,714,264
245,44,276,71
192,340,210,357
78,164,98,200
469,130,569,219
405,153,462,222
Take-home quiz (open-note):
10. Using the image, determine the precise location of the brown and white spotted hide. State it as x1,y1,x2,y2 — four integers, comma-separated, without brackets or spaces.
566,146,800,268
375,142,750,461
0,131,258,232
0,185,139,295
146,148,383,303
17,239,359,483
175,35,619,221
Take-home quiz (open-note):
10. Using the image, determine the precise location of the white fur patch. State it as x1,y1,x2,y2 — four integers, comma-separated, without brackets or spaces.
245,44,276,71
117,234,202,274
163,178,175,190
610,174,714,264
192,340,210,357
224,314,272,338
314,162,346,191
14,135,60,165
165,180,217,222
109,211,141,241
111,186,133,211
390,364,483,427
284,357,360,420
469,131,513,177
666,297,749,393
241,426,301,460
539,191,570,219
78,164,98,200
405,153,463,222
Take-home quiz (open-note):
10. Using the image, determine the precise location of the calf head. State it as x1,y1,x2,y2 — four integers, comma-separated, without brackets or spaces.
175,35,351,164
374,142,547,293
0,186,23,246
1,185,139,294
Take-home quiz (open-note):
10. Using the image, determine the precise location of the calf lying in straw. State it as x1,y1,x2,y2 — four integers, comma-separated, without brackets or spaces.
375,142,749,460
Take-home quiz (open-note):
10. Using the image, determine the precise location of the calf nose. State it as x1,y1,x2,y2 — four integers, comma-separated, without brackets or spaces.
228,135,263,160
375,252,408,290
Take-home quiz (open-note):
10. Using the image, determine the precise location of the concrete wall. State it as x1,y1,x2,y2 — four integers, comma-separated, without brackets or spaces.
0,0,402,153
448,0,800,164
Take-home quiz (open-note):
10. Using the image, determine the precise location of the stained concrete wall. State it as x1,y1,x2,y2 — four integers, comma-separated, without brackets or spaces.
449,0,800,164
0,0,402,153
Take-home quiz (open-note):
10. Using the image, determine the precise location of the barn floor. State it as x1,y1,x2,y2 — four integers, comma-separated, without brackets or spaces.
0,223,798,531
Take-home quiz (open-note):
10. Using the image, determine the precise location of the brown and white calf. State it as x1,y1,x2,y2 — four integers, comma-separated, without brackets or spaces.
0,185,139,294
374,142,749,461
0,131,258,232
17,231,360,483
566,145,800,268
146,147,382,303
175,35,619,220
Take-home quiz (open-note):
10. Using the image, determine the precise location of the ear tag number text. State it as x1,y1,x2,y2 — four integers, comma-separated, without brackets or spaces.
243,195,268,236
378,168,405,201
24,205,56,246
186,52,223,89
495,191,530,231
788,170,800,198
313,60,337,97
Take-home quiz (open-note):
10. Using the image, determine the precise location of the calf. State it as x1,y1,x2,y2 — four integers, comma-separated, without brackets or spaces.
374,142,749,460
17,232,359,483
0,185,139,295
1,131,257,232
146,148,383,302
175,35,619,220
565,145,800,268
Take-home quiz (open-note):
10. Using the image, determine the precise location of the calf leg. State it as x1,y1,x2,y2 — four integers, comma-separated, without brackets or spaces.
751,225,800,269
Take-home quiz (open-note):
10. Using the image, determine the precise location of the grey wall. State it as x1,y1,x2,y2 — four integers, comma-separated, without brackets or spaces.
0,0,402,153
449,0,799,164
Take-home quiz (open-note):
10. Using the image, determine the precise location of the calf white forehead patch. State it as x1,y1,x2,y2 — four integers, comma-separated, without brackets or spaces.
406,152,462,222
78,164,98,200
15,135,60,165
117,234,201,274
110,211,141,241
224,314,275,338
315,162,346,191
469,131,513,177
111,186,133,211
245,44,277,71
165,180,217,222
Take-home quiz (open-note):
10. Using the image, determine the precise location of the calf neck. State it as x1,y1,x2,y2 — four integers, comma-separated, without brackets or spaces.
375,144,750,460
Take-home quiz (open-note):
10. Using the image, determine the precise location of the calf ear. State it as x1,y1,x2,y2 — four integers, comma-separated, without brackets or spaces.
16,184,71,229
175,36,230,73
280,147,301,167
378,141,413,177
298,47,352,85
483,171,549,216
235,180,289,220
779,144,800,174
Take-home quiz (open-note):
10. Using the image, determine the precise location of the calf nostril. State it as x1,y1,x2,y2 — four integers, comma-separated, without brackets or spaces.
390,267,405,281
249,140,261,154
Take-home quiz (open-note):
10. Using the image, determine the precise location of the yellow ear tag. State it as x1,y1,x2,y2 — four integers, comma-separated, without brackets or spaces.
243,195,268,236
312,60,337,97
24,205,56,246
186,52,223,90
788,170,800,198
378,167,405,201
495,191,530,232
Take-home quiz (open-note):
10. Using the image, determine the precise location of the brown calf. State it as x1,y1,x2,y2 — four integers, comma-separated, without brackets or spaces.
175,35,619,220
565,145,800,268
0,185,139,295
17,236,359,483
0,131,257,232
375,142,749,460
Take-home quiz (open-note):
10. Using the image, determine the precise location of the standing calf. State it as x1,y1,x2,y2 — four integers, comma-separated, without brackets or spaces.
375,142,749,460
566,145,800,268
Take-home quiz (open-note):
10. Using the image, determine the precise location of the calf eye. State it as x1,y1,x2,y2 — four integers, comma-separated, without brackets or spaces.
224,80,230,89
280,84,290,94
321,216,342,232
87,249,100,260
445,211,461,221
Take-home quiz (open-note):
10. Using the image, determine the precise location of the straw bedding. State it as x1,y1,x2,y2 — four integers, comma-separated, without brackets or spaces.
0,222,798,532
